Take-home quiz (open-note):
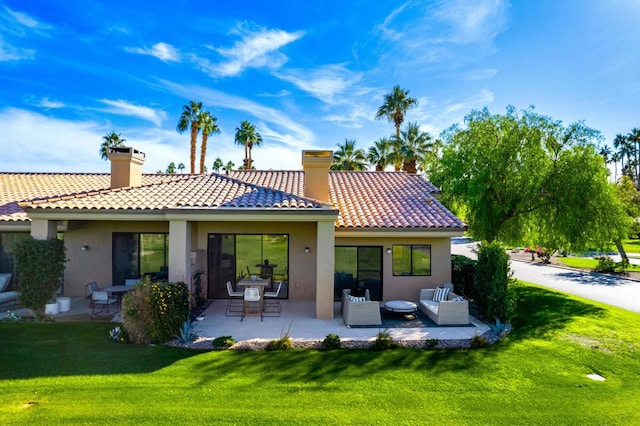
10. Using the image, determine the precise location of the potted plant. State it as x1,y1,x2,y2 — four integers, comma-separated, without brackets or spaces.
14,237,67,319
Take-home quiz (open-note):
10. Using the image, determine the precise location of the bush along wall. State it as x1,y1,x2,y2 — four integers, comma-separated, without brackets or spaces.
122,277,190,344
451,254,477,297
473,241,518,323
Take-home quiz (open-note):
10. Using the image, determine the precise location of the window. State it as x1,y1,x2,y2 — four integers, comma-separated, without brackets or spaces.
392,245,431,276
112,233,169,285
334,246,382,300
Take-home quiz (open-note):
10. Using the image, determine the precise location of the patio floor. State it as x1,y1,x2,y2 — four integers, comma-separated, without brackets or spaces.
1,297,489,344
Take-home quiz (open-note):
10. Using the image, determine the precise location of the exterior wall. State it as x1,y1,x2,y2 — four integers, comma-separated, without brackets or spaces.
62,220,169,296
193,221,318,301
334,235,452,302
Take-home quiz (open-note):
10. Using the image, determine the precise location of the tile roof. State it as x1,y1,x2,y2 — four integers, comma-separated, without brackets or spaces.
0,173,169,222
15,173,325,213
229,170,463,230
3,170,464,231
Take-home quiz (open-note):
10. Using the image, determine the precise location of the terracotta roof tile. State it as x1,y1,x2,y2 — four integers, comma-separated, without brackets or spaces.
2,170,464,231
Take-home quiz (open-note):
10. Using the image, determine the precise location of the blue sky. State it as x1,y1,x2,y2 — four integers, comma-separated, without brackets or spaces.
1,0,639,173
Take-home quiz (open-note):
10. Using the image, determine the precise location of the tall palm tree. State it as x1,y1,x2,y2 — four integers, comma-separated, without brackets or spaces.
394,122,434,174
331,139,368,171
375,85,418,140
223,161,235,174
417,137,443,176
176,100,203,174
614,133,633,183
629,128,640,187
99,131,126,160
198,111,220,174
234,121,262,169
611,151,621,182
212,157,224,173
177,163,185,173
367,137,392,171
166,162,176,174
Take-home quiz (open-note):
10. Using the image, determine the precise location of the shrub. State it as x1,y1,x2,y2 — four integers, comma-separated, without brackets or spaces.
321,333,341,350
265,322,294,350
470,333,489,349
122,277,189,344
451,254,477,297
372,330,398,350
176,318,198,343
474,241,517,322
212,335,235,349
594,256,616,273
424,338,439,350
13,237,67,318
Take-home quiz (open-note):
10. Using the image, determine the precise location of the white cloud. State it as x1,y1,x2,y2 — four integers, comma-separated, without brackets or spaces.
125,42,180,62
195,24,304,77
36,98,65,110
0,40,34,61
97,99,166,127
258,89,291,98
275,64,363,104
1,6,52,36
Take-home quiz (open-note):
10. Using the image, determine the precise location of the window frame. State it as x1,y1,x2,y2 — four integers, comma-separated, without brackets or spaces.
391,244,432,276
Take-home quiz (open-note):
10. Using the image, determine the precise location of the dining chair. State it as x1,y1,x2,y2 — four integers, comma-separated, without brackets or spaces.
91,290,117,316
226,281,244,317
241,287,262,321
263,281,283,316
85,282,101,307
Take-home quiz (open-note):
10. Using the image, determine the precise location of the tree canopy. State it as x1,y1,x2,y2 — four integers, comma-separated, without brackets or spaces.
431,106,629,252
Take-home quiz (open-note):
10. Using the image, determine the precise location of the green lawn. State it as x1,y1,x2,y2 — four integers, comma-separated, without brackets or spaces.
557,257,600,269
2,282,640,424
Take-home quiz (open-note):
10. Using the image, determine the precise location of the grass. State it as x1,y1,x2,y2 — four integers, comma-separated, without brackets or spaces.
557,257,600,269
2,282,640,424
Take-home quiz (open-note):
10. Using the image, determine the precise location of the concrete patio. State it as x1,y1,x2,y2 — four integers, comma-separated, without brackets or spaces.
1,296,489,345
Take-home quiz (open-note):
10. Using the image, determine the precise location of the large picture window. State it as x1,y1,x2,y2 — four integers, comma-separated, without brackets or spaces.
112,233,169,285
392,245,431,276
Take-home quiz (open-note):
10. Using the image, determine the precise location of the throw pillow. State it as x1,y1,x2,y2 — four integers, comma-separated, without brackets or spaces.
454,296,465,302
348,295,366,302
433,287,450,302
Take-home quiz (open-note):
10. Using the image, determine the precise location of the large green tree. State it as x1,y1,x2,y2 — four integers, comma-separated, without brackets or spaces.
199,111,220,174
331,139,368,171
99,131,126,160
367,137,392,171
176,100,203,174
234,120,262,169
431,106,629,254
375,85,418,140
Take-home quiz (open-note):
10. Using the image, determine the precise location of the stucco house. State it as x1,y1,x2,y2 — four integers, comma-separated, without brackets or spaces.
0,148,465,319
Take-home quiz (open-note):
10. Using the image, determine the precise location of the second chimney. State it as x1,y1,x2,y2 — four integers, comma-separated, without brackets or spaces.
108,147,145,189
301,150,333,203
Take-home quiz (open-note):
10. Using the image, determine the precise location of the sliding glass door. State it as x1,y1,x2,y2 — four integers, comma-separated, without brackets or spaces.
334,246,382,301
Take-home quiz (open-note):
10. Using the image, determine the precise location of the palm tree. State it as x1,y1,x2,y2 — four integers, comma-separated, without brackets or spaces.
614,133,634,184
166,162,176,174
629,128,640,187
375,85,418,140
367,137,392,171
611,151,621,182
394,122,434,174
223,161,235,174
212,157,224,173
177,163,185,173
176,100,203,174
99,131,126,160
331,139,368,171
198,111,220,174
599,145,612,164
234,121,263,169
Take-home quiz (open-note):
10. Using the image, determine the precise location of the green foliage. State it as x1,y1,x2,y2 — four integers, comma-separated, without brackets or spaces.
13,237,67,318
451,254,477,297
212,335,235,349
265,322,294,350
470,333,489,349
321,333,342,350
122,277,189,344
372,330,398,350
432,106,629,252
594,256,617,273
474,241,518,322
615,176,640,237
424,338,439,350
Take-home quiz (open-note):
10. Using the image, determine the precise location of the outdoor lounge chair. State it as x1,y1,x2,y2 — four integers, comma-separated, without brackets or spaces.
418,284,469,325
91,291,117,316
0,274,19,306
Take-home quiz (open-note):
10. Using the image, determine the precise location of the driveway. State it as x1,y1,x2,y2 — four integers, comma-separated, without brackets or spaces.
452,238,640,313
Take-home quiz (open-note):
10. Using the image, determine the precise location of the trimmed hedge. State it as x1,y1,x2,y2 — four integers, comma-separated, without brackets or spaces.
451,254,477,297
473,241,517,322
122,277,190,344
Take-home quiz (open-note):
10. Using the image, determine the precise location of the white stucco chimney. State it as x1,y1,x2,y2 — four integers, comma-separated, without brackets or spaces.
107,147,145,189
301,150,333,203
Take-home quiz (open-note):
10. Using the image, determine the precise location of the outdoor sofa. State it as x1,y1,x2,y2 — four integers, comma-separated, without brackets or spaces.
341,288,382,326
418,286,469,325
0,274,19,306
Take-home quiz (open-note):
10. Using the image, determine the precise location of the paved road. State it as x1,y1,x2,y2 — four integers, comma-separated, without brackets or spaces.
451,238,640,313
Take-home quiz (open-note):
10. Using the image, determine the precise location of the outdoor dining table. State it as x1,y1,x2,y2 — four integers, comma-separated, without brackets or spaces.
102,285,133,308
236,278,270,296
